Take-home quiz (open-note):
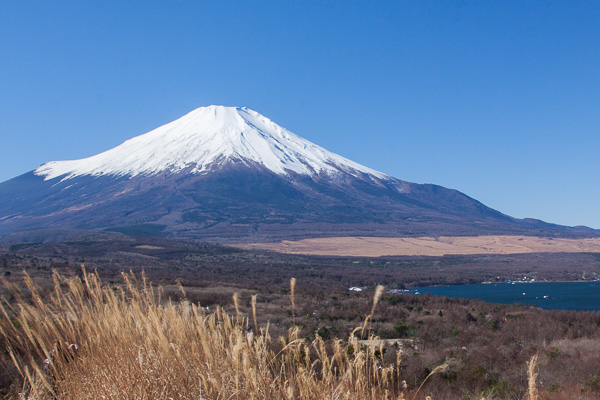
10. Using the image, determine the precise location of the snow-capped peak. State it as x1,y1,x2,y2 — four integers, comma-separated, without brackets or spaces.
34,105,390,181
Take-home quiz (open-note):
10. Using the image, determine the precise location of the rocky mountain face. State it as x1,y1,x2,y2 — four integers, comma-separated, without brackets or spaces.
0,106,594,242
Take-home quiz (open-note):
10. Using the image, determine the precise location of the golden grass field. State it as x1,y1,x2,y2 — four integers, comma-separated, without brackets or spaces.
237,235,600,257
0,269,546,399
0,271,411,399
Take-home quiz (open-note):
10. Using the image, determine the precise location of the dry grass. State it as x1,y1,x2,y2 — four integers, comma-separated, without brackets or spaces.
362,284,384,340
290,277,296,327
237,235,600,257
527,353,539,400
0,269,413,400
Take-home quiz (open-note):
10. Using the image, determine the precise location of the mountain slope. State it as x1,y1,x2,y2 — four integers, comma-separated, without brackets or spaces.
0,106,594,242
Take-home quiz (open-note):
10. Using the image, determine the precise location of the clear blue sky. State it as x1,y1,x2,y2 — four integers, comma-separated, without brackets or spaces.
1,1,599,228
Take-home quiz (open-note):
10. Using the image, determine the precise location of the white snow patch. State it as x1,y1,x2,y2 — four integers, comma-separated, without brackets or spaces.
35,106,390,182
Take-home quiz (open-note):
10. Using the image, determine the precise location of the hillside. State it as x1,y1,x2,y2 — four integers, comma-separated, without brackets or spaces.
0,106,596,242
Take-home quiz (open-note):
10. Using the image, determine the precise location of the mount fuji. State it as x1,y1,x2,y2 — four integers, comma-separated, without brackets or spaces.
0,106,593,242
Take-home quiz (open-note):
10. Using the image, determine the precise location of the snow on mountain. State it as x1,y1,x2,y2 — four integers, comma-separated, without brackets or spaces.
34,106,389,181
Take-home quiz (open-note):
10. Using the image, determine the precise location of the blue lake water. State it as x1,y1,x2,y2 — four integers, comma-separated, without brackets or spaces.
407,281,600,311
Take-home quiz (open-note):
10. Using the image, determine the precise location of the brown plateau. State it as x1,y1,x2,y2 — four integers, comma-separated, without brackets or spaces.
237,235,600,257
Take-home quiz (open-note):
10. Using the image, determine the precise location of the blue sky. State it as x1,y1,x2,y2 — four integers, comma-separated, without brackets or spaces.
1,1,599,228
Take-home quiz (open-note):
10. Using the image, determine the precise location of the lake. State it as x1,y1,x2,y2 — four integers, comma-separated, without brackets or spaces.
407,281,600,311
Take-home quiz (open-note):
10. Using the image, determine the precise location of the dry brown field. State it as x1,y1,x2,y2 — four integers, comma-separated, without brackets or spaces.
237,235,600,257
